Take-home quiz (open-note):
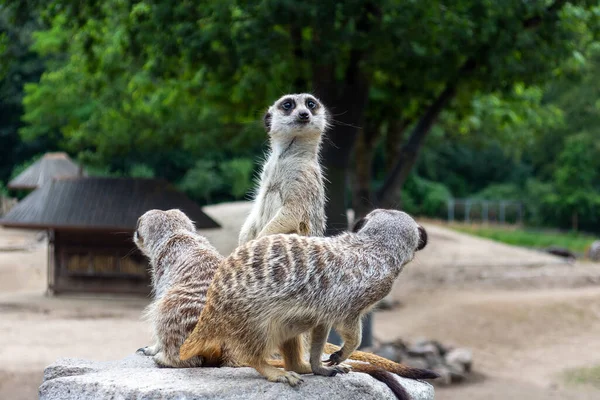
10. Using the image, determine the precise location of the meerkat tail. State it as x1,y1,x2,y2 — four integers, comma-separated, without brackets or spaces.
350,364,411,400
323,343,440,380
179,321,222,365
179,335,222,365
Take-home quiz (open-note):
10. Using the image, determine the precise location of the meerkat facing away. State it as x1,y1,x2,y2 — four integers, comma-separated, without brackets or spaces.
238,93,328,245
180,209,431,390
134,209,225,368
132,208,430,392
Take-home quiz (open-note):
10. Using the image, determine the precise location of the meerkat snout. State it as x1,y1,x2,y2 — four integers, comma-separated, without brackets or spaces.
417,225,427,251
298,110,310,122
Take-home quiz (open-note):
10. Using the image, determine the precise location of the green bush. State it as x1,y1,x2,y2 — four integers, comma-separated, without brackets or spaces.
219,158,254,199
129,163,155,179
473,183,523,200
402,174,452,218
178,160,224,203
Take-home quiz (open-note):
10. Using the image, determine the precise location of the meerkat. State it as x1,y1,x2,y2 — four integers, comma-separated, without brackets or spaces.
135,209,435,398
180,209,432,391
134,209,225,368
238,93,328,245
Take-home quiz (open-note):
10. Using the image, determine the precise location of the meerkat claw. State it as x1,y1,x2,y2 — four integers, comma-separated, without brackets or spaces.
137,344,160,356
325,351,343,366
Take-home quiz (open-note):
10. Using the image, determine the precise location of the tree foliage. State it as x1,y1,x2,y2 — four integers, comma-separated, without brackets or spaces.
1,0,600,231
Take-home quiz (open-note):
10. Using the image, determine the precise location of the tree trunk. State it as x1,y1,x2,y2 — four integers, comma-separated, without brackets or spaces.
572,211,579,232
376,82,458,208
352,118,380,221
384,119,408,173
313,53,370,235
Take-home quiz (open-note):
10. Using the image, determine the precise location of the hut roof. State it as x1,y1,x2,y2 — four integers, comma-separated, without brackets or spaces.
0,177,220,231
8,152,86,190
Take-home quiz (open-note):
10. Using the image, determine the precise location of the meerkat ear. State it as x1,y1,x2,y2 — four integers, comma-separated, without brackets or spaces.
263,111,272,132
417,225,428,251
352,218,368,233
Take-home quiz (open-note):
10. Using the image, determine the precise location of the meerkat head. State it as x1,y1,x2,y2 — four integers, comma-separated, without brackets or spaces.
263,93,329,140
134,209,196,257
352,209,427,256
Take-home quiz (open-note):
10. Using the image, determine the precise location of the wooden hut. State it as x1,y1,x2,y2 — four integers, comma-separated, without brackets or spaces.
0,177,220,295
7,152,86,191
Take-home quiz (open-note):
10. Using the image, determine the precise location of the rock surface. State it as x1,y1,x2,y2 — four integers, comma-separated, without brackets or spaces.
39,354,434,400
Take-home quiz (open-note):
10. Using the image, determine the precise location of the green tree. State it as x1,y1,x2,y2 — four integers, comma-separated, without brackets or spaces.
546,133,600,231
8,0,600,233
0,5,57,184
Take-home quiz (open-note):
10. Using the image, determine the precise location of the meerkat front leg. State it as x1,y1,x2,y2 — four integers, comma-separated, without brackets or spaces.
256,207,302,238
253,358,304,386
279,336,312,374
238,215,258,245
310,324,351,376
326,317,362,366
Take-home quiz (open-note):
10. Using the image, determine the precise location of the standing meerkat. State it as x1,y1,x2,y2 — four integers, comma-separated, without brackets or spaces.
180,209,434,393
238,93,328,245
134,209,225,368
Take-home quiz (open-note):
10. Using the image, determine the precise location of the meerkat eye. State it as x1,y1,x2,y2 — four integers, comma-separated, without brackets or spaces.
306,100,316,109
282,101,293,110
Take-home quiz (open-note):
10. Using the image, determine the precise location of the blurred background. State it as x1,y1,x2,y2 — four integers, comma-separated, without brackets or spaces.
1,1,600,399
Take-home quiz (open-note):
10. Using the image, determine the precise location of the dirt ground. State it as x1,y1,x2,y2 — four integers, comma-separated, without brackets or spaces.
1,201,600,399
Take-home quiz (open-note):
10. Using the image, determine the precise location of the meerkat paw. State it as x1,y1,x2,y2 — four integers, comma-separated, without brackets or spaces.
267,370,304,386
312,364,350,377
137,344,160,356
325,350,344,366
334,363,352,373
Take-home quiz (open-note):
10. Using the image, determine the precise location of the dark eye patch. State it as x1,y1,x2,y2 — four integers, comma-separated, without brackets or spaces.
306,99,318,109
279,98,296,113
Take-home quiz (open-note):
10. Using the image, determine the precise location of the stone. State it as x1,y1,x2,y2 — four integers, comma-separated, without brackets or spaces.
373,344,400,362
445,348,473,373
39,354,435,400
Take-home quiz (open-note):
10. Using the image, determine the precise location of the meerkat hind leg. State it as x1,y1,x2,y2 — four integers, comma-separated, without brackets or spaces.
310,324,351,376
326,317,362,366
279,336,312,374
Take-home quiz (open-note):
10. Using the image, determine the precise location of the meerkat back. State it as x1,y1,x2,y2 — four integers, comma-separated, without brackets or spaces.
238,93,328,245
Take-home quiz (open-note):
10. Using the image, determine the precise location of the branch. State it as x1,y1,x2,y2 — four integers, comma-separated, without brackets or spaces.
376,80,459,205
375,0,570,207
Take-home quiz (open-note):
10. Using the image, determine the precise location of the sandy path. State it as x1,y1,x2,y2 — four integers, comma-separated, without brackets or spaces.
1,202,600,399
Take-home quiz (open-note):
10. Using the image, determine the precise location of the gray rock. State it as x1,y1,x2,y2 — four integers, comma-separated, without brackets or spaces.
39,354,435,400
444,348,472,373
373,344,400,362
